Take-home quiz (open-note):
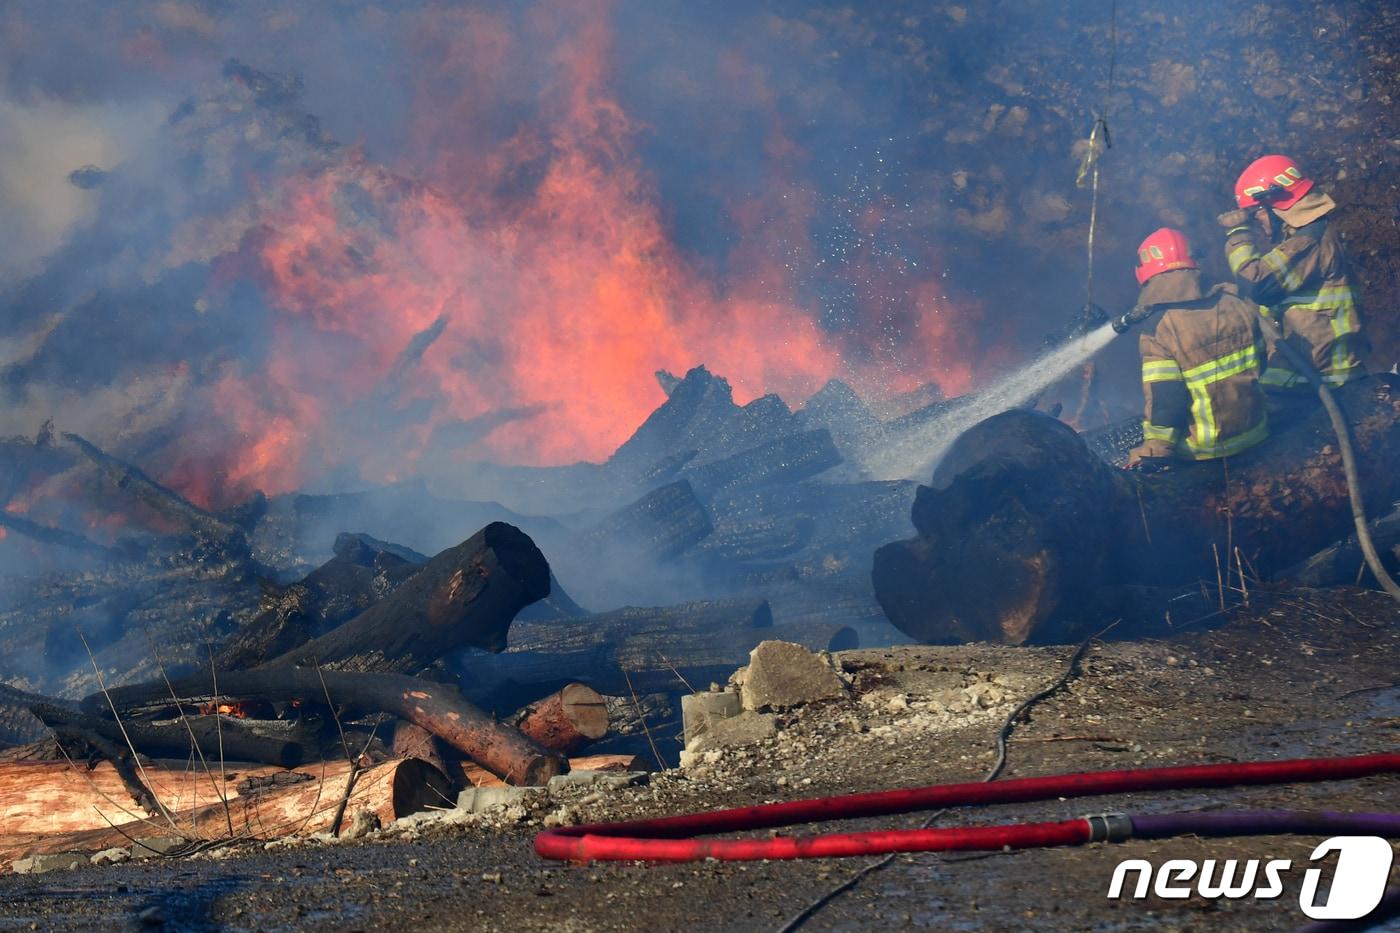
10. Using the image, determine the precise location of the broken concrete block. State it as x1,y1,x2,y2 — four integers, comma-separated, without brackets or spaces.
738,640,848,712
546,771,648,792
90,847,131,866
456,784,544,814
11,853,87,874
692,710,777,752
681,690,741,746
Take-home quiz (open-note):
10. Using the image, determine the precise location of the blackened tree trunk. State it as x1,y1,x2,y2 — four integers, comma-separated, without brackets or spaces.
259,522,550,673
214,533,424,671
873,376,1400,645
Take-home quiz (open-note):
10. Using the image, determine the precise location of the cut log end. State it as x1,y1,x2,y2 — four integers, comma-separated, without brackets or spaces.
513,683,610,756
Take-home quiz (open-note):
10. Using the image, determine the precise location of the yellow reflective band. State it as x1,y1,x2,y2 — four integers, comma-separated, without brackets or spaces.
1182,344,1261,386
1142,359,1184,382
1142,422,1180,442
1261,249,1304,291
1185,417,1269,459
1260,367,1302,388
1187,381,1217,450
1227,244,1256,274
1322,365,1361,386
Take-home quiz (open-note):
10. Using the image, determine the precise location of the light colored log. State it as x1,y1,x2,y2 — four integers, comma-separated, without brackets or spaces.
0,757,449,864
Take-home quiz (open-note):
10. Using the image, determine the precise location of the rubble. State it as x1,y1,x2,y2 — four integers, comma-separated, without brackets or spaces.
680,690,742,746
734,640,849,712
10,853,87,875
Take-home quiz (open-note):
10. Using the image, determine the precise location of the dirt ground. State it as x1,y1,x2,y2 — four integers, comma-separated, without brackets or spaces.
0,586,1395,932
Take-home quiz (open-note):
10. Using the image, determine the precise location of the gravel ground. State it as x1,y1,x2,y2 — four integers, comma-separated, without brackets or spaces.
0,586,1396,932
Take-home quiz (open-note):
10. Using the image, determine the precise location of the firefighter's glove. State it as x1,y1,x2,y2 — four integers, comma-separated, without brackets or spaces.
1217,209,1251,232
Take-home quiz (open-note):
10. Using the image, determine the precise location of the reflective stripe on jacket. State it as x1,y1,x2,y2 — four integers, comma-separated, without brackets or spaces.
1225,215,1364,386
1133,271,1269,462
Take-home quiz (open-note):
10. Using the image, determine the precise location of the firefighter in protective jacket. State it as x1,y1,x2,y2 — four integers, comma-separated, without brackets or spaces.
1127,228,1270,468
1218,154,1365,388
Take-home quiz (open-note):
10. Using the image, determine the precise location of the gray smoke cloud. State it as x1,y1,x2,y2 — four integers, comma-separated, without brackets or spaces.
0,0,1377,512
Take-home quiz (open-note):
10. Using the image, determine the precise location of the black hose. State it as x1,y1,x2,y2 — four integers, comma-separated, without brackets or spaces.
1260,318,1400,605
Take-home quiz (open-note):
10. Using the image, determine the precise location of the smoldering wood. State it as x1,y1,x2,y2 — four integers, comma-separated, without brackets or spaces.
213,532,424,671
60,431,244,550
872,376,1400,645
681,429,842,500
259,521,551,672
0,510,136,563
0,683,71,748
32,703,307,768
510,683,609,755
605,366,801,483
1283,504,1400,586
575,480,712,562
86,668,565,786
454,599,857,706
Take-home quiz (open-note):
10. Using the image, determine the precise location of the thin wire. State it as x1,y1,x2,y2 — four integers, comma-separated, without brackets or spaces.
774,621,1118,933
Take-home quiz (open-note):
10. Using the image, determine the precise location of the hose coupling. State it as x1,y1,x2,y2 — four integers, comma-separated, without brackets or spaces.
1084,812,1134,843
1112,305,1155,334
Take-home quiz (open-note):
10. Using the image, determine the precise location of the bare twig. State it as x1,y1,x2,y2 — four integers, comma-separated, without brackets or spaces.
622,667,664,771
312,656,363,838
77,629,180,831
656,653,696,694
50,735,181,842
1212,543,1225,611
142,624,233,837
1135,486,1152,546
207,642,233,837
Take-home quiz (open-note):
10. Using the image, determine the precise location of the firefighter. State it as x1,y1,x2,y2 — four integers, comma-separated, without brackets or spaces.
1217,154,1365,389
1127,228,1270,468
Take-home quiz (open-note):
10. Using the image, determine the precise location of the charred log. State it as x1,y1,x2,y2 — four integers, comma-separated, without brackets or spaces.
0,683,71,748
86,668,564,785
60,431,244,553
0,511,136,563
214,533,424,671
455,599,857,706
259,521,550,672
33,703,307,768
576,480,712,561
681,429,842,500
873,376,1400,644
606,366,800,482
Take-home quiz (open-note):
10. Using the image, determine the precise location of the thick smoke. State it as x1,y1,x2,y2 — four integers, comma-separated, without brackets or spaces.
0,0,1381,511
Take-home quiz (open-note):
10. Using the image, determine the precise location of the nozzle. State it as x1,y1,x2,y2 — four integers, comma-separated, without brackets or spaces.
1112,305,1155,334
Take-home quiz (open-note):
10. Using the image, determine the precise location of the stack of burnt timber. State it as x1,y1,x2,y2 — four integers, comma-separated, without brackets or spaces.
1,361,993,856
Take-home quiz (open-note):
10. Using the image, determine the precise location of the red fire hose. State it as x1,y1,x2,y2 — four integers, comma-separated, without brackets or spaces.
535,753,1400,863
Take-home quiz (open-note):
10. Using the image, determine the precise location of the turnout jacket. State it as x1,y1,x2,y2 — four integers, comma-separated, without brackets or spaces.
1131,270,1269,463
1224,190,1364,387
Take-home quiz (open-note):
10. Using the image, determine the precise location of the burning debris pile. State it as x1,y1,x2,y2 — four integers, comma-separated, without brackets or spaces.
0,348,990,859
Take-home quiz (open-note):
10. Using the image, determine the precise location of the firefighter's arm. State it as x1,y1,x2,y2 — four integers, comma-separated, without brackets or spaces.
1128,331,1190,466
1225,227,1317,307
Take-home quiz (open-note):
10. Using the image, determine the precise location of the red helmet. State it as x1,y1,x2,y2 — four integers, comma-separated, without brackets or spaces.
1234,154,1314,209
1135,228,1197,285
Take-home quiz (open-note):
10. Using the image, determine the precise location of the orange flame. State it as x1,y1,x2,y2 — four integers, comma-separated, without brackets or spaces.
173,2,976,505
